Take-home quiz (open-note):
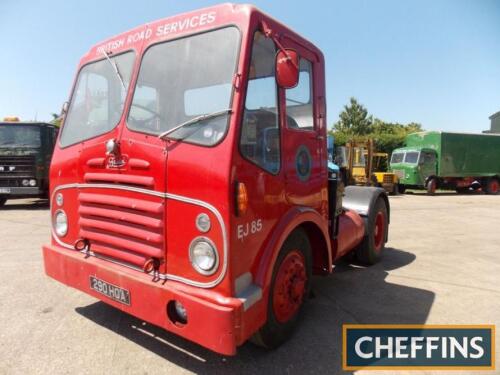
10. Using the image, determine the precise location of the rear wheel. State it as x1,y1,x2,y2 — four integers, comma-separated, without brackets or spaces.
251,229,312,349
355,198,388,265
0,198,7,207
485,178,499,195
397,184,406,194
426,178,437,195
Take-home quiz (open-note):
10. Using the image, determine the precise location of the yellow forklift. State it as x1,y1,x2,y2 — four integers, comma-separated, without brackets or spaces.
338,139,399,194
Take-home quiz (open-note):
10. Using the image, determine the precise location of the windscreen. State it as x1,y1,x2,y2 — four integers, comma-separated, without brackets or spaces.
0,125,41,148
127,27,239,146
391,152,404,164
404,151,420,164
60,52,135,147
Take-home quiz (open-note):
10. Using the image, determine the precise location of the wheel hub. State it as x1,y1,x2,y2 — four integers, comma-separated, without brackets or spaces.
273,250,307,323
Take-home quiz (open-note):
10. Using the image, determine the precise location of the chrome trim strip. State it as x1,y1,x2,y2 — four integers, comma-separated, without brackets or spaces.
50,183,228,289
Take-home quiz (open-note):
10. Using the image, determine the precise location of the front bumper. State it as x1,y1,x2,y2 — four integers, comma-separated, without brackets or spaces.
43,243,242,355
0,186,43,197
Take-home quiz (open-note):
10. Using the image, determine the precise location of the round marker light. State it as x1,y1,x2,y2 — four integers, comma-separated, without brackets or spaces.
195,213,211,233
174,301,187,323
167,300,188,325
189,237,218,275
55,193,64,206
29,179,37,187
54,210,68,237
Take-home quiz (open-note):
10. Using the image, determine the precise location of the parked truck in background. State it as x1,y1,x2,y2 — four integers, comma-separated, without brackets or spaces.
0,120,58,207
390,131,500,195
42,4,390,355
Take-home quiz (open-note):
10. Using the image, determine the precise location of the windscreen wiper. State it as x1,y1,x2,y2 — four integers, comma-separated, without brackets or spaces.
158,109,232,140
101,50,126,90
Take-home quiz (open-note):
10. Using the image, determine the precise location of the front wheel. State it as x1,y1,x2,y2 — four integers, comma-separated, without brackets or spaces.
355,198,388,265
426,178,437,195
251,229,312,349
0,198,7,207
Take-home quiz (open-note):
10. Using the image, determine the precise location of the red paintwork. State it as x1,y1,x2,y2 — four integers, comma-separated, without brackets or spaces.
272,250,306,323
489,180,499,193
43,3,370,355
374,211,385,253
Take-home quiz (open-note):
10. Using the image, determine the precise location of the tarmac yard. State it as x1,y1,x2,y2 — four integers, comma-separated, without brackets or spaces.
0,193,499,375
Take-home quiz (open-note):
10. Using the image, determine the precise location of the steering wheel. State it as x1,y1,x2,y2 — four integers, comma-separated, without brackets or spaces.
129,103,163,123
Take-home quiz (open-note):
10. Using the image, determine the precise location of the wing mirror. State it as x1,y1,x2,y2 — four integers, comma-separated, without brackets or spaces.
275,49,299,88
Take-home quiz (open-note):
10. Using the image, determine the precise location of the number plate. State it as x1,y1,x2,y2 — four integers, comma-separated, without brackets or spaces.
89,276,130,305
0,188,11,194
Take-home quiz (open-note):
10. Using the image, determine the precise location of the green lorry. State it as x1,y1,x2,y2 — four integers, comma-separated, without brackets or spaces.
390,131,500,195
0,121,58,207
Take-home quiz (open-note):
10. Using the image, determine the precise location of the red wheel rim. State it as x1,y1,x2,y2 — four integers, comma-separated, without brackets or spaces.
429,180,436,194
272,250,307,323
490,180,499,194
373,211,385,252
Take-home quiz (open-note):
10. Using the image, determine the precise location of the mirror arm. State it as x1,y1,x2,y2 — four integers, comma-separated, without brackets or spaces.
260,21,299,69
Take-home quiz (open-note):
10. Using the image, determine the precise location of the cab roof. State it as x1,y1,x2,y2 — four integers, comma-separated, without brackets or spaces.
79,3,322,66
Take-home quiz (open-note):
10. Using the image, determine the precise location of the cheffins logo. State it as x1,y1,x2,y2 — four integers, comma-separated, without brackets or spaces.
343,324,495,370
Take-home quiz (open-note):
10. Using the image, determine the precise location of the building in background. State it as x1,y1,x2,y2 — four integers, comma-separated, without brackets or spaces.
484,111,500,133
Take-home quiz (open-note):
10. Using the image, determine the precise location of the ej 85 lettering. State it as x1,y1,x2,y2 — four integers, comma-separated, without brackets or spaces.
237,219,263,240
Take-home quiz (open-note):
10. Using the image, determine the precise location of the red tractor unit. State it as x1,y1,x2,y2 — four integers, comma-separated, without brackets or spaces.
43,4,390,355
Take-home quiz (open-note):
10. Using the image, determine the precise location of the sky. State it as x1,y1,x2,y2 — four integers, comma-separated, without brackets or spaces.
0,0,499,132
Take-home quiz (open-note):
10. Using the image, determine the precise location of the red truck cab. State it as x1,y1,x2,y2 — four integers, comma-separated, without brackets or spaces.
43,3,389,355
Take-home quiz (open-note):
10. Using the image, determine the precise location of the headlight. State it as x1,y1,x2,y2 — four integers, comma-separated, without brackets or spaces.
22,179,29,186
54,210,68,237
29,179,37,187
189,237,218,275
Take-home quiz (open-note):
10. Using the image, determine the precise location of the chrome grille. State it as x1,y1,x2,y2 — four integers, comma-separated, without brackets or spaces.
0,155,36,176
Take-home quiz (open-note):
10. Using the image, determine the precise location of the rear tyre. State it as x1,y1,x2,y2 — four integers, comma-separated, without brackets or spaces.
251,228,312,349
485,178,499,195
397,184,406,194
355,198,388,265
0,198,7,207
426,178,437,195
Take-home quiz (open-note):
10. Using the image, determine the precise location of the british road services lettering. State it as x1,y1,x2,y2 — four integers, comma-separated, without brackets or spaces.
343,325,495,370
96,11,216,56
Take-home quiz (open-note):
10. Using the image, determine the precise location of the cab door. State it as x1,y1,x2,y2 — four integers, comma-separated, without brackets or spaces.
280,40,327,216
419,150,437,181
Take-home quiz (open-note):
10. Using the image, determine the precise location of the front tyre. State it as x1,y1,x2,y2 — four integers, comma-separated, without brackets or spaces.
0,198,7,207
426,177,437,195
355,198,388,265
251,229,312,349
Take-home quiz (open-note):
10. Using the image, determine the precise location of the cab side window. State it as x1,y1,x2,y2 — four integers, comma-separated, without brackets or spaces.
285,59,314,131
421,152,436,164
239,32,280,174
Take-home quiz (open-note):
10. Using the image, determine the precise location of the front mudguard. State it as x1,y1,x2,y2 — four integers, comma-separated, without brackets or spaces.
342,186,390,242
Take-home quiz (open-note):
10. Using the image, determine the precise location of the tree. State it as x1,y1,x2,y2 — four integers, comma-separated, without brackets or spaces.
334,97,373,135
329,98,424,171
